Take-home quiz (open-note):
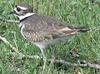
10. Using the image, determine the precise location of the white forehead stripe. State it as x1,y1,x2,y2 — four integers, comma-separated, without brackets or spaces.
17,6,27,10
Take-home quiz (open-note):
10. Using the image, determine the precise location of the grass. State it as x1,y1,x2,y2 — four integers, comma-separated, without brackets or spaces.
0,0,100,74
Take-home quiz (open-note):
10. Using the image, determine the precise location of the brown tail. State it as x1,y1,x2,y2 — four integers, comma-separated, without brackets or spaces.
67,25,90,32
78,28,90,32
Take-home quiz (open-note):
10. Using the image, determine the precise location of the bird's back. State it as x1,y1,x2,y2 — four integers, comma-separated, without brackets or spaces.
21,14,88,43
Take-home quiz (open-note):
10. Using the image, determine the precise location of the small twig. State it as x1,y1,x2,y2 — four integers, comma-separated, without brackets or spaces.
6,20,19,23
89,26,100,32
0,17,19,23
51,59,100,69
0,35,40,59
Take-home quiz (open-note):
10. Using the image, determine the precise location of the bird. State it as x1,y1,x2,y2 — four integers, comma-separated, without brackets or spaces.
11,3,89,65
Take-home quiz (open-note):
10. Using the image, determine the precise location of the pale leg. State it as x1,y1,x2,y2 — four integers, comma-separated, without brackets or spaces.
40,48,46,73
34,42,47,72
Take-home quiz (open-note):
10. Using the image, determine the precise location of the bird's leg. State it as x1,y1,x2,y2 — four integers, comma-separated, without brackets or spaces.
34,42,47,71
51,48,55,64
40,48,46,60
40,48,47,72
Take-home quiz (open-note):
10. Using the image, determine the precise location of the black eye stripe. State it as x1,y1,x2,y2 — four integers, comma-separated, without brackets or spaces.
16,7,21,11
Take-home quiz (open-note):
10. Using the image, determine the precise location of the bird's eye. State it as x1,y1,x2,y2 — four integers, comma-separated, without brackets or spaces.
16,7,21,12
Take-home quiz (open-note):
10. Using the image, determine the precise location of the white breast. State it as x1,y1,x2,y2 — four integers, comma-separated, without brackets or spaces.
20,23,26,39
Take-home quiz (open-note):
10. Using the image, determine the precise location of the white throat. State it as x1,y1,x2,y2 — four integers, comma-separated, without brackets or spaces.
18,13,35,20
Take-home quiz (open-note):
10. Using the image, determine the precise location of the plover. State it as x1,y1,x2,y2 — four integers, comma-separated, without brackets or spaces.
11,3,89,64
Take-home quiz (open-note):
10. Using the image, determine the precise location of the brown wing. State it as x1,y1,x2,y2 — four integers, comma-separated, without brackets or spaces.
21,14,89,42
41,16,89,39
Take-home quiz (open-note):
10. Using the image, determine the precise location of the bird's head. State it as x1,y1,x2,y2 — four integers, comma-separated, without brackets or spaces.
11,3,35,20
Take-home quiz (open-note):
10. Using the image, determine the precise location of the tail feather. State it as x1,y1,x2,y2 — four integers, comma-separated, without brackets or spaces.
58,25,89,36
67,25,90,32
78,28,90,32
